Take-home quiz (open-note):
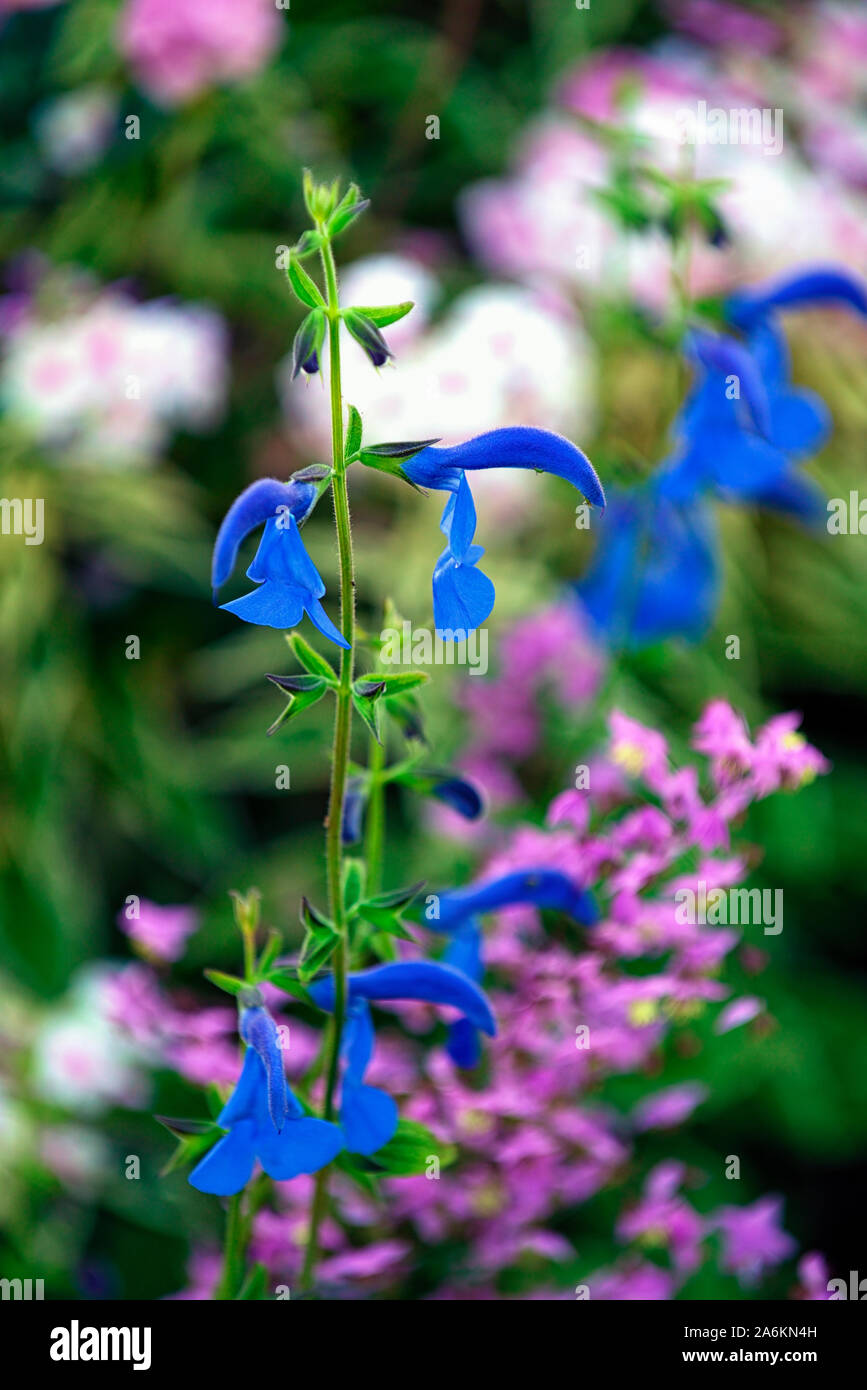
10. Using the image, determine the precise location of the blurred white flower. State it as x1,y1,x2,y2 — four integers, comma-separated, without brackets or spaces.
31,968,150,1114
39,1124,110,1191
1,281,227,464
34,87,117,176
280,254,597,508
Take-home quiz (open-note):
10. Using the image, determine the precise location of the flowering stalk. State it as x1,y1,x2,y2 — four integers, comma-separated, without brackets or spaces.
298,227,356,1291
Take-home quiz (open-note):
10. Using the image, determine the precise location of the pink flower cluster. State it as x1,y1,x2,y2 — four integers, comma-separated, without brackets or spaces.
118,0,282,107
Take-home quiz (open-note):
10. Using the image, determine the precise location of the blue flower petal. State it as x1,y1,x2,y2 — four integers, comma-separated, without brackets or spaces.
432,551,496,635
579,489,720,647
445,1018,481,1069
443,474,478,561
752,468,827,524
304,594,351,649
310,961,497,1037
221,580,308,629
341,777,368,844
256,1116,344,1181
433,869,598,931
767,389,831,456
726,266,867,328
247,517,325,592
687,330,771,436
430,775,485,820
405,427,605,508
340,1082,399,1156
212,479,317,595
188,1120,258,1196
340,1000,375,1083
217,1047,265,1127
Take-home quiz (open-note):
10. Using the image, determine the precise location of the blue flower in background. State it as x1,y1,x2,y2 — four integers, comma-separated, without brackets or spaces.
338,999,399,1155
422,868,598,1067
189,1005,343,1195
221,515,348,647
403,427,604,635
431,867,599,931
658,329,790,504
578,486,720,648
725,265,867,329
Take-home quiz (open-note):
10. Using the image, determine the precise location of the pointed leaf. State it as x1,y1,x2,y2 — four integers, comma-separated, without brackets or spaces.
287,253,326,309
204,970,247,997
351,302,414,328
345,404,363,459
288,632,339,682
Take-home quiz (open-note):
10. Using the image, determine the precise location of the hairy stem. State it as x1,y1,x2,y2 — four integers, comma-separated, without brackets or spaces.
215,1193,245,1300
300,231,356,1293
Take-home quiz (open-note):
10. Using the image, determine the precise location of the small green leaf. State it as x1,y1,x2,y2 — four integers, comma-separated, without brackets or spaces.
287,252,326,309
364,880,425,911
294,229,322,259
300,897,335,938
160,1127,224,1177
352,679,386,742
368,1119,457,1175
361,439,440,460
342,856,367,913
350,302,414,328
359,906,415,938
204,969,247,997
345,404,363,459
298,930,339,983
375,671,429,694
288,632,339,682
328,198,370,239
155,1116,222,1139
264,969,314,1006
266,682,328,736
237,1262,270,1300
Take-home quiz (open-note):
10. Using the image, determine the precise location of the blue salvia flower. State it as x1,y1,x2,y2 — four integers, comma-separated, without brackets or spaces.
221,515,348,647
432,867,599,931
428,772,485,820
212,476,347,647
725,265,867,330
188,1004,343,1195
403,427,604,635
658,330,789,504
337,999,399,1155
309,959,497,1040
578,486,720,647
423,869,598,1067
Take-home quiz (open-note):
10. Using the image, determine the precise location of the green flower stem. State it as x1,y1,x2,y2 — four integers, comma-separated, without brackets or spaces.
215,1192,245,1300
364,732,387,895
301,229,356,1293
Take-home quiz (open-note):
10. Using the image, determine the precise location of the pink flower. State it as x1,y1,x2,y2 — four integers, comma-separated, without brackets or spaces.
714,1196,797,1286
632,1083,709,1132
609,711,669,790
714,995,764,1034
117,900,197,963
118,0,282,107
